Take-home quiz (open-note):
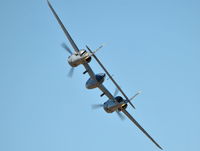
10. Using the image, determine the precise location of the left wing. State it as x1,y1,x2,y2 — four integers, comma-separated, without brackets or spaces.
47,1,97,80
47,0,79,53
122,109,163,150
47,1,135,104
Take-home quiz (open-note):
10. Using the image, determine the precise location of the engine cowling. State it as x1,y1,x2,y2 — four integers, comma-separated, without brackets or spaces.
115,96,124,103
67,49,91,67
103,97,127,113
115,96,127,111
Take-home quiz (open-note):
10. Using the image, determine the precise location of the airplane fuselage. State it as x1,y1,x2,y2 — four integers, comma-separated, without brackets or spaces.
85,73,106,89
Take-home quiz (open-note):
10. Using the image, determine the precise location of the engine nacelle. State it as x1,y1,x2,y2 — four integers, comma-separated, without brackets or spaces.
115,96,127,111
85,73,106,89
103,96,127,113
67,49,91,67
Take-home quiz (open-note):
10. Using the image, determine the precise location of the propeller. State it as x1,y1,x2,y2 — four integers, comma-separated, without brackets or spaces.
129,91,141,101
91,104,104,109
67,67,74,77
92,103,125,121
86,44,105,57
61,43,73,55
113,88,126,120
116,110,125,120
61,43,74,77
113,87,119,97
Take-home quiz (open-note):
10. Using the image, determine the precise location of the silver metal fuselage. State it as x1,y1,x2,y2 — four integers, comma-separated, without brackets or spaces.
85,73,106,89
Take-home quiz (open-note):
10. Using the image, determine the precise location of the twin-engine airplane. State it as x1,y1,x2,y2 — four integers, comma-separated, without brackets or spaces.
47,1,163,150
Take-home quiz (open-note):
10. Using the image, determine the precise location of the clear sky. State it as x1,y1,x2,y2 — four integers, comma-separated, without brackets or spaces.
0,0,200,151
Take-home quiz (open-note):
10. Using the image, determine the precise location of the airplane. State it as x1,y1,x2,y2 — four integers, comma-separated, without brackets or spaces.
47,1,163,150
47,0,134,109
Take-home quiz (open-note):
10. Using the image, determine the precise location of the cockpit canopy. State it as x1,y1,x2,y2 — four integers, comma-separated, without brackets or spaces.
95,73,106,82
115,96,124,103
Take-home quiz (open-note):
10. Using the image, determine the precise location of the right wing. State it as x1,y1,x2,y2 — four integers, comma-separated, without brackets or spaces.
86,46,135,109
122,109,163,150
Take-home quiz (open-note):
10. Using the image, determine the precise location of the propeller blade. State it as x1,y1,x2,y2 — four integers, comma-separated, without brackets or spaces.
116,111,125,120
130,91,141,101
68,67,74,77
87,44,106,57
92,104,104,109
113,88,119,97
61,43,73,55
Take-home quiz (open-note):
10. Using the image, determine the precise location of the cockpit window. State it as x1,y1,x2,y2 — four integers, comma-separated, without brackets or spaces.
95,73,105,82
96,75,102,82
115,96,123,102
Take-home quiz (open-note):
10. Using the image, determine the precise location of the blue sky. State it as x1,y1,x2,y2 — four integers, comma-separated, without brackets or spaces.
0,0,200,151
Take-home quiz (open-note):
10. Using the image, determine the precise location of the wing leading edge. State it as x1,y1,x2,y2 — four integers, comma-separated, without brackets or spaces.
122,109,163,150
47,0,79,53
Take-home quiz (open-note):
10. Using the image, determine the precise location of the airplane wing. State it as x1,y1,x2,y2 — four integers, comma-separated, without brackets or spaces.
47,0,79,53
122,109,163,150
47,1,97,80
86,46,135,109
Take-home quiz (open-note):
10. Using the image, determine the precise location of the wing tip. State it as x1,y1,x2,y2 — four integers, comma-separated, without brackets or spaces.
158,146,163,150
47,0,50,5
47,0,53,11
129,101,136,109
155,140,163,150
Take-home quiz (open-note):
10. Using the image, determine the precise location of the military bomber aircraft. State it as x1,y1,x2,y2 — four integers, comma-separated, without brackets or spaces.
47,1,163,150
